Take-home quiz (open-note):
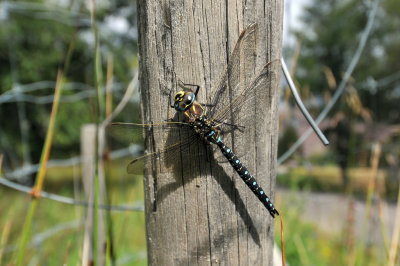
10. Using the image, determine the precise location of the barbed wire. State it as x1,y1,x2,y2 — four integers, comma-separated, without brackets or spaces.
1,216,146,264
0,81,91,94
1,1,91,27
5,144,140,179
357,69,400,93
0,0,382,213
0,81,134,104
0,175,144,212
0,145,145,212
278,0,380,165
281,58,329,146
0,73,143,212
0,219,84,254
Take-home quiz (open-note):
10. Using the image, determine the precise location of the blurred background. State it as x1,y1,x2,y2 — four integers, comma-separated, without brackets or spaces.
0,0,399,265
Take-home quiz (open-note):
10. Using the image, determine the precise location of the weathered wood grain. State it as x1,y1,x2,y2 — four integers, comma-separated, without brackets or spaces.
137,1,283,265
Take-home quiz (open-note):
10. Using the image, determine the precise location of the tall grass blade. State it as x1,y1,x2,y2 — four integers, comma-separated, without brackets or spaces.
104,51,117,266
62,240,72,266
0,220,11,263
378,200,389,258
345,198,356,264
293,234,310,265
388,183,400,266
280,215,286,266
106,54,114,119
90,0,106,264
353,143,381,266
16,70,64,265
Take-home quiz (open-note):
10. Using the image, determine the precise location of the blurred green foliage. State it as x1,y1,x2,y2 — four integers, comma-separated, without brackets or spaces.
0,0,138,169
0,0,399,264
274,189,384,265
282,0,400,190
278,165,390,199
0,159,146,265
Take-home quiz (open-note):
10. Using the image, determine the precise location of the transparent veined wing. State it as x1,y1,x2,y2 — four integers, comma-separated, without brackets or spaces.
108,121,191,144
201,23,278,141
204,23,259,119
108,122,215,175
210,61,276,133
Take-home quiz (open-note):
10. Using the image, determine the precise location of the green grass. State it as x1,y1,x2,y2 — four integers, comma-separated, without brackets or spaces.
1,163,395,265
278,165,388,198
274,190,385,266
0,158,146,265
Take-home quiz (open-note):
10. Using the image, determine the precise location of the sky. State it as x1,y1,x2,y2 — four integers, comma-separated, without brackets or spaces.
283,0,310,46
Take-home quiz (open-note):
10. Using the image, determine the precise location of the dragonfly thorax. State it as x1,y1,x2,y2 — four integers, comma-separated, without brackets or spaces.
191,116,221,144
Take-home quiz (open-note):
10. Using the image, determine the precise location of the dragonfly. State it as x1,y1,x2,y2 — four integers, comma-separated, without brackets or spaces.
112,23,279,218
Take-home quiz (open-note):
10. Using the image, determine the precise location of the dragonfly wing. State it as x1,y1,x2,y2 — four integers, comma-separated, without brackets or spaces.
210,62,274,132
108,121,200,175
107,121,191,145
205,23,258,119
126,134,196,174
126,129,214,176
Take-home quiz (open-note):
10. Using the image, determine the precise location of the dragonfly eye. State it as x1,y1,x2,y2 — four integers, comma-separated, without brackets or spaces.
184,93,195,105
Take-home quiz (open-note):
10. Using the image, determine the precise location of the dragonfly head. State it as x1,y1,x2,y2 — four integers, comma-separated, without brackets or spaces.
173,91,195,111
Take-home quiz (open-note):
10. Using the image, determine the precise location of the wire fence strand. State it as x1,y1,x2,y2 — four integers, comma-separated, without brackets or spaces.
278,0,380,165
0,0,381,214
0,175,144,212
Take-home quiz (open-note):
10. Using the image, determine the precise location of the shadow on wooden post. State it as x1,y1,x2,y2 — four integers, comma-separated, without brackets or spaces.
137,0,283,265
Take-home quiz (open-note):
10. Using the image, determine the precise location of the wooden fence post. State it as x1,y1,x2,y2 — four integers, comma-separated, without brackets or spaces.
137,1,283,265
80,124,106,265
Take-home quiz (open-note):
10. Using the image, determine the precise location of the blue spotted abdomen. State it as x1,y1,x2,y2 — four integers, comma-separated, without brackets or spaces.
213,136,279,218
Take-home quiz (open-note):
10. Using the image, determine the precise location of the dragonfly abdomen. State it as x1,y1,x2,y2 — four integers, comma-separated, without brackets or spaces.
214,136,279,218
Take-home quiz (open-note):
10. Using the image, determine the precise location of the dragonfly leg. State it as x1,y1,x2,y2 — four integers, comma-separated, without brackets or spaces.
178,81,200,96
199,103,215,108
